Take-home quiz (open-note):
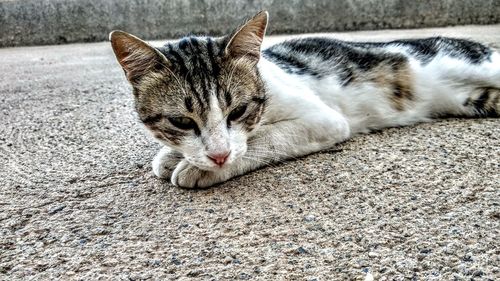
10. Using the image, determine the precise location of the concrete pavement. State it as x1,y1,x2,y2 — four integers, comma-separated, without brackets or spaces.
0,25,499,280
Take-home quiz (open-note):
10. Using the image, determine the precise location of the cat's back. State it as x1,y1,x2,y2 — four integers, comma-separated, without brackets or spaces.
262,36,493,85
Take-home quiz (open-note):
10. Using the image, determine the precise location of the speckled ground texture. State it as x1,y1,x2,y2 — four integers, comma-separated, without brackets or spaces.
1,25,499,280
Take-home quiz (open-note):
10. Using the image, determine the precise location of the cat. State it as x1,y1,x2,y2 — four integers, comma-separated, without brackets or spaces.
109,11,499,188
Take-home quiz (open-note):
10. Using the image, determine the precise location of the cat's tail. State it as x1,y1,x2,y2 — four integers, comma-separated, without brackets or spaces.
461,87,500,117
417,50,500,118
421,83,500,119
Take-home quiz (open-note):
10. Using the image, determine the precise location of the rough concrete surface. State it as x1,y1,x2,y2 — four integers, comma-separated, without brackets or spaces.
1,25,499,280
2,0,500,47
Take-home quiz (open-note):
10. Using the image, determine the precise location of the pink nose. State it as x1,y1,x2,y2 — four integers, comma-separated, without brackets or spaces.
207,151,231,166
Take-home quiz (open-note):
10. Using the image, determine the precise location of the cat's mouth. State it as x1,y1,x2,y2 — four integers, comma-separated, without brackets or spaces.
184,156,231,172
190,151,244,171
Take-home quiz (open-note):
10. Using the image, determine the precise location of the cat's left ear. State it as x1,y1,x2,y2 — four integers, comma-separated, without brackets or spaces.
225,11,268,63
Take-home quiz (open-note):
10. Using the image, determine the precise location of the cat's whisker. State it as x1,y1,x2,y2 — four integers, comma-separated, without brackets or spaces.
244,148,295,160
244,151,300,164
246,145,310,162
241,155,280,168
245,153,289,161
247,135,309,147
243,154,292,167
245,147,290,156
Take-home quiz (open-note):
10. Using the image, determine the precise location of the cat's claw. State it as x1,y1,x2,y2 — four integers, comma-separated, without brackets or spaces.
152,146,182,179
171,160,220,188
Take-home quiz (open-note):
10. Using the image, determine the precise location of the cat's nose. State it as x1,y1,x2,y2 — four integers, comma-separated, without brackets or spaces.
207,151,231,166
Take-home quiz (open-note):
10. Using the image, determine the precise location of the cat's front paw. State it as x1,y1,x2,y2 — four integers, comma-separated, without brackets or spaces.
171,160,221,188
152,146,182,179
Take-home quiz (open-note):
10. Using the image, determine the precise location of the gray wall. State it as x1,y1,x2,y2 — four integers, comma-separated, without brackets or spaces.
1,0,500,47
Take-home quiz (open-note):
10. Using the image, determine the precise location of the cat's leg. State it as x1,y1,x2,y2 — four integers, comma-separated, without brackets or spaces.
464,51,500,116
152,146,183,179
171,107,351,188
482,51,500,86
424,50,500,88
414,53,500,118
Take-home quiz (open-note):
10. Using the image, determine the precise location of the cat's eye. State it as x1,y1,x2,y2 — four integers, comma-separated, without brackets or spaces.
168,116,197,130
228,105,247,121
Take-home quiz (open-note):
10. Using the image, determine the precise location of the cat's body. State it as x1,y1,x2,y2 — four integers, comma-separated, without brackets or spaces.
110,12,499,188
262,37,499,134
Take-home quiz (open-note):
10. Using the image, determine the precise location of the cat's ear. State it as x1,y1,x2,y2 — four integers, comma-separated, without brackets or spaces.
109,30,169,84
225,11,268,63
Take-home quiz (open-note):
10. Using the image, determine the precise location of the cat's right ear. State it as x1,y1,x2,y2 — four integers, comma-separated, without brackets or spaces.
109,30,169,84
224,11,268,63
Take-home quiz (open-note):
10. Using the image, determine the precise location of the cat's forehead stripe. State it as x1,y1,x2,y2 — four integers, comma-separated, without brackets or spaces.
164,46,205,108
184,97,194,113
162,36,229,111
207,38,223,97
224,91,232,107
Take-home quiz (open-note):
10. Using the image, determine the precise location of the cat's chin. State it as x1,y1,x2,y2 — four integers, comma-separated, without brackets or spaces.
185,161,224,172
194,165,228,173
189,159,238,172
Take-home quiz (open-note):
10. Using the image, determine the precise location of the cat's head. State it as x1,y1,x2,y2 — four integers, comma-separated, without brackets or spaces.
110,11,268,171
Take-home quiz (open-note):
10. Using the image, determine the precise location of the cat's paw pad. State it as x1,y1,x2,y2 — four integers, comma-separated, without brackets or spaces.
171,161,217,188
152,147,182,179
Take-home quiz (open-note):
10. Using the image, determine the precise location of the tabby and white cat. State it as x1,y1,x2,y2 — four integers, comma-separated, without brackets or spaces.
110,11,499,188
